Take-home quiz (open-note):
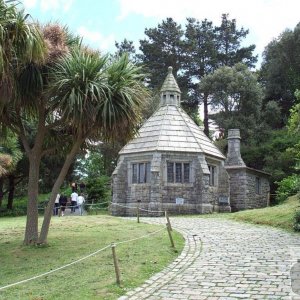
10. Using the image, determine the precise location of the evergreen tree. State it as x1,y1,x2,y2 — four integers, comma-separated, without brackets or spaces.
260,23,300,123
139,18,187,91
214,14,257,68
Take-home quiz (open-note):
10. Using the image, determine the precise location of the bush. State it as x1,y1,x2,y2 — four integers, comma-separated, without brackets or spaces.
275,174,300,203
293,210,300,232
0,207,27,217
86,175,111,207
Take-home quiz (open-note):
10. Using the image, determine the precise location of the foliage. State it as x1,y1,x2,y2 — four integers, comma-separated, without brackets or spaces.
294,209,300,232
132,15,257,132
260,22,300,122
115,38,137,62
139,18,186,91
275,175,300,203
86,175,111,206
0,131,23,175
200,63,263,141
0,193,50,217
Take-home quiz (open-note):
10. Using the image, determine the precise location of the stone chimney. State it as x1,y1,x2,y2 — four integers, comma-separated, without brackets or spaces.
225,129,245,166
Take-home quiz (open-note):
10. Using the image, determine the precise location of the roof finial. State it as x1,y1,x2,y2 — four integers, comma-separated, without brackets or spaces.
168,66,173,74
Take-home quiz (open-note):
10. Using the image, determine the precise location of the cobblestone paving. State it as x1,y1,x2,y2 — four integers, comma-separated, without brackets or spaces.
119,218,300,300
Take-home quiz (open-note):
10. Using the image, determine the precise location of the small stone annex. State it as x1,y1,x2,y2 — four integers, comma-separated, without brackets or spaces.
111,67,270,216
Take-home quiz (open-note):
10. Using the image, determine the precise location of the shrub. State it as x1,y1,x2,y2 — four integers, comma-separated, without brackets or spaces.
0,207,27,217
275,174,300,203
86,175,111,207
293,210,300,232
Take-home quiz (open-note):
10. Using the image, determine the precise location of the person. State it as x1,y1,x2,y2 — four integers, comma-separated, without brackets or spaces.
70,191,78,213
77,193,85,216
53,193,60,216
71,182,77,192
59,194,67,216
79,182,86,193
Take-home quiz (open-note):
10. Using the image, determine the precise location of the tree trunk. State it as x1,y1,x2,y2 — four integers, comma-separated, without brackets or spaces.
38,137,84,244
7,175,15,210
203,93,209,137
24,155,41,245
0,177,4,207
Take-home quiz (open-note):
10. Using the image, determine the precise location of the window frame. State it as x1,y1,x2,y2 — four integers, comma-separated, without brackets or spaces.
131,162,151,184
208,164,217,187
255,176,261,194
167,162,190,184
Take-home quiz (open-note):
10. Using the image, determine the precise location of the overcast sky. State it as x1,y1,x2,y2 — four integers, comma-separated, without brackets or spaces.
22,0,300,67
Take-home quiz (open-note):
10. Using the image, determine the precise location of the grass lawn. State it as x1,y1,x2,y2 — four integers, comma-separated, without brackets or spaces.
227,194,300,231
0,215,184,300
195,194,300,232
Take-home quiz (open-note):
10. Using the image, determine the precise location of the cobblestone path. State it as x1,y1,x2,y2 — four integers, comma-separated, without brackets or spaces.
119,218,300,300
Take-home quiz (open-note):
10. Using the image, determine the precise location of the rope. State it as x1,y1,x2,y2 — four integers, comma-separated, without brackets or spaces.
139,207,165,213
0,244,111,291
111,202,138,209
110,202,165,214
116,227,165,245
0,226,165,291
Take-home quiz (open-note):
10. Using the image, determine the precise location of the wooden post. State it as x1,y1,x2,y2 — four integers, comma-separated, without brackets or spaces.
137,200,141,223
165,210,172,231
111,243,121,285
58,206,62,217
166,223,175,248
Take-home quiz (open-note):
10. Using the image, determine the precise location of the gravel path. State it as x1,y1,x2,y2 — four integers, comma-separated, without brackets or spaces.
119,217,300,300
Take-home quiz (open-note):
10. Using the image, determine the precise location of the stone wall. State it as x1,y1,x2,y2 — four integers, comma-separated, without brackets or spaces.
245,170,270,209
225,167,247,211
225,166,270,212
111,151,228,216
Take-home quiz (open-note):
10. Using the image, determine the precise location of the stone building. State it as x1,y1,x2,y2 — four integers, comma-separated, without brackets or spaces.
111,67,270,216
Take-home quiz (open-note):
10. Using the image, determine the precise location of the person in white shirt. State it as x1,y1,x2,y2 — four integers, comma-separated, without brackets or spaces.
53,193,60,216
77,193,85,216
70,191,78,213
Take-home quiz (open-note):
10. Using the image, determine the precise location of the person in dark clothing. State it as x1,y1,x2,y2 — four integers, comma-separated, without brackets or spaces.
79,182,86,193
59,194,68,216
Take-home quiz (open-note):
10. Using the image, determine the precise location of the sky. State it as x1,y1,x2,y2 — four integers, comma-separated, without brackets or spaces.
21,0,300,67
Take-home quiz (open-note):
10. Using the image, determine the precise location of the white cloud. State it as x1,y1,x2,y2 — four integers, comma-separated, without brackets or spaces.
23,0,38,9
117,0,300,64
77,26,115,52
42,0,73,12
24,0,74,12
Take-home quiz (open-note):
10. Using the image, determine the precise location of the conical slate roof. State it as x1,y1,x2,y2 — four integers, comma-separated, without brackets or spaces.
160,66,181,93
119,105,225,159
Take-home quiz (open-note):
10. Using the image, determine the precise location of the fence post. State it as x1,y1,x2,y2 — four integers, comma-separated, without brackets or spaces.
165,210,172,231
137,200,141,223
166,223,175,248
111,243,121,285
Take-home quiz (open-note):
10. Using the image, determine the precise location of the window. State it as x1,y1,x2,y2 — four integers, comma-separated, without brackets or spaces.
256,177,261,194
208,165,216,186
132,162,150,184
167,162,190,183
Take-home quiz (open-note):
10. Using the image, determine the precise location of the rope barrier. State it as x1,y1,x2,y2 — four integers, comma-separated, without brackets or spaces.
116,227,165,245
110,202,165,214
0,244,111,291
0,226,166,291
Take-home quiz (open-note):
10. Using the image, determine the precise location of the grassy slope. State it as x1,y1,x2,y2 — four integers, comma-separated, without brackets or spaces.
0,215,184,300
228,194,300,231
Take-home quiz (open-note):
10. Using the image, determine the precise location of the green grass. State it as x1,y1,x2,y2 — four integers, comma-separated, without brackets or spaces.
0,215,184,300
227,194,300,231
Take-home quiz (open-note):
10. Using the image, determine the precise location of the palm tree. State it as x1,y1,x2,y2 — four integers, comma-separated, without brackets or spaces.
38,48,149,243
